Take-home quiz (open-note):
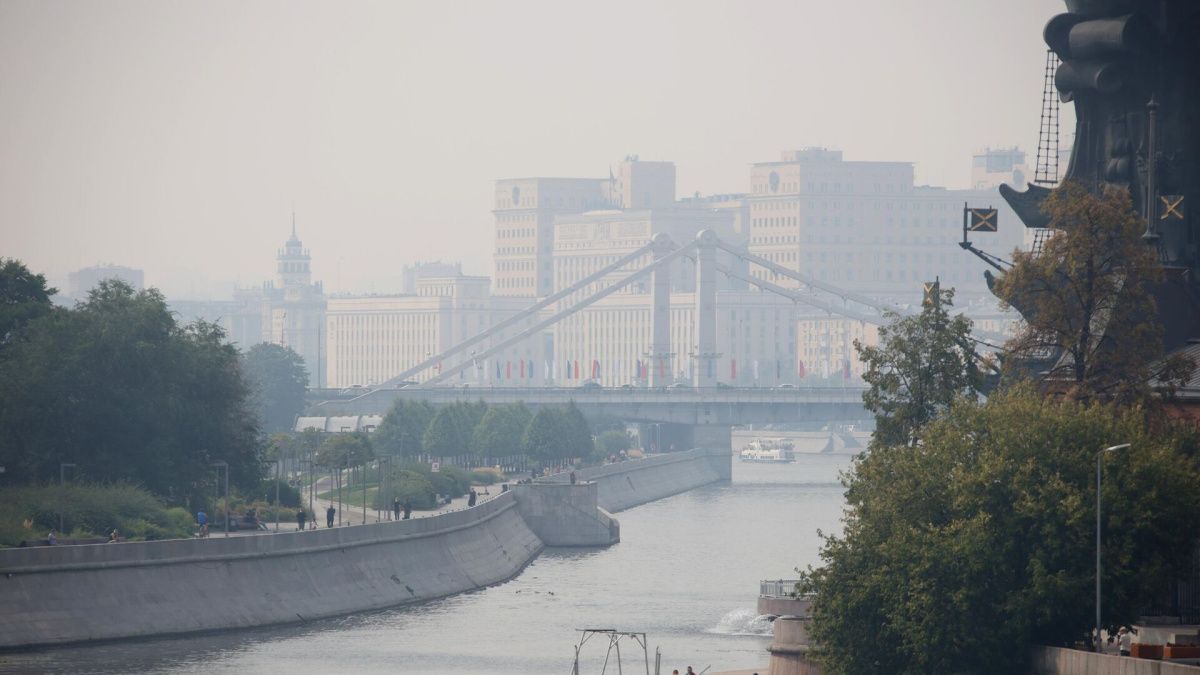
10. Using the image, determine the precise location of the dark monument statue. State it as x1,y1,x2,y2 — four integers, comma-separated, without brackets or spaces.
999,0,1200,353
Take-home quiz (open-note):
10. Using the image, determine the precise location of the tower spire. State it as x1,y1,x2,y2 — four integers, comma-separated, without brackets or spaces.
291,209,296,237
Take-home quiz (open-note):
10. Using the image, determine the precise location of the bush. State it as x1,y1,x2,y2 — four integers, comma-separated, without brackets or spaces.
0,482,194,546
469,470,498,485
374,469,436,510
259,478,301,507
400,463,470,500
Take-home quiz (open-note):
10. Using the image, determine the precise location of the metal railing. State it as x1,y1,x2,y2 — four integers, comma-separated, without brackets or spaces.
760,579,802,598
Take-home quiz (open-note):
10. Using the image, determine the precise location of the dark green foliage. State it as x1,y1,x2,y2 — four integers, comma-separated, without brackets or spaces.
0,279,263,502
520,403,592,462
522,407,564,461
376,469,436,510
423,402,481,457
0,483,195,547
402,462,470,499
241,343,309,433
854,287,981,447
595,429,635,458
315,432,373,468
374,399,435,457
802,387,1200,673
0,258,55,351
471,402,532,457
561,402,594,460
259,478,301,507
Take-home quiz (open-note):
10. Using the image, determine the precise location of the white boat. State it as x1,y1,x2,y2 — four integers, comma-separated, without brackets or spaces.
739,438,796,463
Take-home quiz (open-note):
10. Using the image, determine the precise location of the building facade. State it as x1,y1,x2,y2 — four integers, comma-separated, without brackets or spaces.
67,264,144,300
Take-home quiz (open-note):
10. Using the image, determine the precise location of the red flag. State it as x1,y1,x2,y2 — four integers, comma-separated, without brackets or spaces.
506,361,511,379
731,358,737,380
592,360,599,379
520,360,525,378
798,360,806,378
574,360,579,378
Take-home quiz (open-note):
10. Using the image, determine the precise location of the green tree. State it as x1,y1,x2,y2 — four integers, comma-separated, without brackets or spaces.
374,399,435,457
0,279,262,501
471,402,532,457
521,407,564,462
0,258,56,351
995,182,1193,401
854,286,980,447
802,386,1200,673
561,401,593,461
423,405,470,457
595,429,634,458
315,432,374,469
241,343,309,433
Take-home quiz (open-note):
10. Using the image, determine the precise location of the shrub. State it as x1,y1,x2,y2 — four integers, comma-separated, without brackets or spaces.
0,482,193,546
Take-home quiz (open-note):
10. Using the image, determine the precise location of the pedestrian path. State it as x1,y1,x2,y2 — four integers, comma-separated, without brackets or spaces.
300,475,502,529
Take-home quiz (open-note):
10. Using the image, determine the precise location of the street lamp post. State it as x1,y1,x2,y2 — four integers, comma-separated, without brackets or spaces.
59,463,76,534
1096,443,1131,651
212,461,229,537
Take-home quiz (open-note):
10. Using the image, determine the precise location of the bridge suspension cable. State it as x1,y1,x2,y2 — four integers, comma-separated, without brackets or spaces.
416,236,700,386
379,238,664,387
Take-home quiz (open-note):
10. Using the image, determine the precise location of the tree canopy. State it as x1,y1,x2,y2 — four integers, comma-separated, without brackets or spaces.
994,182,1194,401
373,399,435,457
0,258,56,351
471,402,532,457
854,286,981,447
803,387,1200,673
0,279,263,501
241,343,309,433
315,432,373,468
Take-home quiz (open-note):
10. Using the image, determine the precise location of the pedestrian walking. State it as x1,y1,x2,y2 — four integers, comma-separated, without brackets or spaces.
326,505,336,528
402,500,412,520
569,470,577,485
296,509,307,531
468,489,477,507
392,497,401,521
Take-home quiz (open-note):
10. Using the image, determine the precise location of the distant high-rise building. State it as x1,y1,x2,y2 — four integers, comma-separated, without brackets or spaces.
67,264,144,299
971,146,1030,190
225,221,327,387
401,261,463,294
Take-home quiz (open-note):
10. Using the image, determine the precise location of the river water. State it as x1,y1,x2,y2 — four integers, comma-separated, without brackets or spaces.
1,455,852,675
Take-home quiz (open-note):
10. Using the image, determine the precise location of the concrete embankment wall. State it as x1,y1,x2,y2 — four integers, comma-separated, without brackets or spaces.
545,447,731,512
1032,646,1200,675
0,492,543,649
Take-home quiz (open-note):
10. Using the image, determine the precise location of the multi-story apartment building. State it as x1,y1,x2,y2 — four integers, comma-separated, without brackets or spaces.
325,275,545,388
553,290,799,387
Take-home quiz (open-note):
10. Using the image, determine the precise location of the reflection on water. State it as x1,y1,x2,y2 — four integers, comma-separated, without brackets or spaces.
0,455,852,675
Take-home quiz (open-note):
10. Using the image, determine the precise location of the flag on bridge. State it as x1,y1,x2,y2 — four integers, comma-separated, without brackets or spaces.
519,360,525,379
496,361,502,380
798,360,806,378
506,361,512,380
731,358,737,380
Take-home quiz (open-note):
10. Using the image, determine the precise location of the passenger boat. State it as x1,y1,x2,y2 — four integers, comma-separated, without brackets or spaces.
739,438,796,463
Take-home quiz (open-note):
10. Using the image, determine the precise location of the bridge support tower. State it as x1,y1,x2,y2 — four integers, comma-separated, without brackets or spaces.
693,230,719,387
649,233,674,387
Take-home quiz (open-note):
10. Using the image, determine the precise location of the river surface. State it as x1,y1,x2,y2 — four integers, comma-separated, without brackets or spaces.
1,454,853,675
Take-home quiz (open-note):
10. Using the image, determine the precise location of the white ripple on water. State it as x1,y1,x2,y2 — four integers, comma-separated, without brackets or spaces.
707,608,774,636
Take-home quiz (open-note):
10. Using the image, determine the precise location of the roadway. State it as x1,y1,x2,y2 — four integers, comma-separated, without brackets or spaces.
308,385,871,425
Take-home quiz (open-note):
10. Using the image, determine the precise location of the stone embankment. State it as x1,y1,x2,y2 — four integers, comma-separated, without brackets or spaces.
542,446,731,512
0,446,730,649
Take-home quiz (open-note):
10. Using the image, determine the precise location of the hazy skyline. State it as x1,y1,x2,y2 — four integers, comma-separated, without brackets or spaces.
1,0,1070,298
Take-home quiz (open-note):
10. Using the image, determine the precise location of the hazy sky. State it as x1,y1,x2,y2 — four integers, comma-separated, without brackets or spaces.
1,0,1069,298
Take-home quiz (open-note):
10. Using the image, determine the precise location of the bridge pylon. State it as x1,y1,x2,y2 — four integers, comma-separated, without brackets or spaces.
693,229,719,387
649,233,674,387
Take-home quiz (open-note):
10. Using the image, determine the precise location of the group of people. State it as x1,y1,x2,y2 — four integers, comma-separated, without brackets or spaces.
43,528,119,545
